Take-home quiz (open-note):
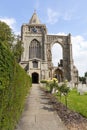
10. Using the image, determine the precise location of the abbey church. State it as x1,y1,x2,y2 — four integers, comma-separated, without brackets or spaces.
20,11,78,84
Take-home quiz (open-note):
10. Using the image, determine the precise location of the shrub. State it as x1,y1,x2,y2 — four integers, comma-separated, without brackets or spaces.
40,79,47,83
58,80,70,108
0,42,32,130
45,78,58,93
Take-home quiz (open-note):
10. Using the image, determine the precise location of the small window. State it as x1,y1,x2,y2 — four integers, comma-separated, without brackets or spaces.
33,61,38,68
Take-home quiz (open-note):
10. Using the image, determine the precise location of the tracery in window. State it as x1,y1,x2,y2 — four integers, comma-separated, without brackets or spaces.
29,39,41,59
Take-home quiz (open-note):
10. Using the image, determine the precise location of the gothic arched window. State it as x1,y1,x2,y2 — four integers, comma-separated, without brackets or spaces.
29,39,41,59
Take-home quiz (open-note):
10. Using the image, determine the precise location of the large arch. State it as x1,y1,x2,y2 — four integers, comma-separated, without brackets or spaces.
32,72,39,84
52,43,63,67
46,34,74,82
51,39,64,48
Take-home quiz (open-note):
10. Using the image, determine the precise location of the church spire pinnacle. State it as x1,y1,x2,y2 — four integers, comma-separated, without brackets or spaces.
29,11,41,24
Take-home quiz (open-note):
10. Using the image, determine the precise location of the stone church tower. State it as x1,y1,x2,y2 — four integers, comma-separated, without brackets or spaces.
20,11,78,84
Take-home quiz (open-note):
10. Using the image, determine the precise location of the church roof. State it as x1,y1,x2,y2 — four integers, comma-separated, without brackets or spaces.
29,11,41,24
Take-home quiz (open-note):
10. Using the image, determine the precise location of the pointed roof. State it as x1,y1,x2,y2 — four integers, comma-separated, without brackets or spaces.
29,11,41,24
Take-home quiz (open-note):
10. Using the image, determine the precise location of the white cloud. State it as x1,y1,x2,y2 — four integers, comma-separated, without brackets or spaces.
72,35,87,76
0,17,19,34
0,17,16,29
47,8,60,24
52,33,87,76
46,8,76,24
62,9,75,21
63,12,72,21
56,32,67,36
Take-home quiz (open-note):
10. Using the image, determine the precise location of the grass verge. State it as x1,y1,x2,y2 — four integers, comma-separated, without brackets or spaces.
56,88,87,118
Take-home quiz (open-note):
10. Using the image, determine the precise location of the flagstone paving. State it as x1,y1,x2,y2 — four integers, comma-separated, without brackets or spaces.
15,84,68,130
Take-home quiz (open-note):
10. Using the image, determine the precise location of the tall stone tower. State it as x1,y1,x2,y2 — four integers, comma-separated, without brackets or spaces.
20,11,78,84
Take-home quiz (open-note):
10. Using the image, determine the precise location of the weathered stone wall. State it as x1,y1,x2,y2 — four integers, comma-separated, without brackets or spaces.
20,13,78,84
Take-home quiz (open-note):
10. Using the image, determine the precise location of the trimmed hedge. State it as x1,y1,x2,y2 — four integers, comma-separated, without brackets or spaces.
0,42,32,130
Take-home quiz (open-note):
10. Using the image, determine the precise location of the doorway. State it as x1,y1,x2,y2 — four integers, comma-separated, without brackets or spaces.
32,72,39,83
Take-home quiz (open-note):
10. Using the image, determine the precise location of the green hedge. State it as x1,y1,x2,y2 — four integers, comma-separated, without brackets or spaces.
0,42,32,130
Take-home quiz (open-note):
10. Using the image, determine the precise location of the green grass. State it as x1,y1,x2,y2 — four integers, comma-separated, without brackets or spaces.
56,89,87,118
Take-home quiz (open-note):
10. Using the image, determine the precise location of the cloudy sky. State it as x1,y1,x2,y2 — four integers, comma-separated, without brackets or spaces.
0,0,87,76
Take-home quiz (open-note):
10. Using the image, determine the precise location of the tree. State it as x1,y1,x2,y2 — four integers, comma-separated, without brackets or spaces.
13,36,24,63
0,21,24,62
79,76,86,84
0,21,14,48
85,72,87,77
79,72,87,84
59,80,70,108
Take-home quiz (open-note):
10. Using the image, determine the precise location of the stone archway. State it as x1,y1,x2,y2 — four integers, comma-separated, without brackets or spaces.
46,34,74,82
52,43,63,67
32,72,39,83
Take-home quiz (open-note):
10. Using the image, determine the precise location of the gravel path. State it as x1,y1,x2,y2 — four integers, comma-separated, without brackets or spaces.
15,84,68,130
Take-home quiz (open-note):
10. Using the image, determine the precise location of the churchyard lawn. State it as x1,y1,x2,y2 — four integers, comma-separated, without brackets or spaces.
57,88,87,117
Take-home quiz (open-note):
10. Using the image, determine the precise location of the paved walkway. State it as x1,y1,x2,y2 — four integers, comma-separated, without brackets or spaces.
15,84,68,130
